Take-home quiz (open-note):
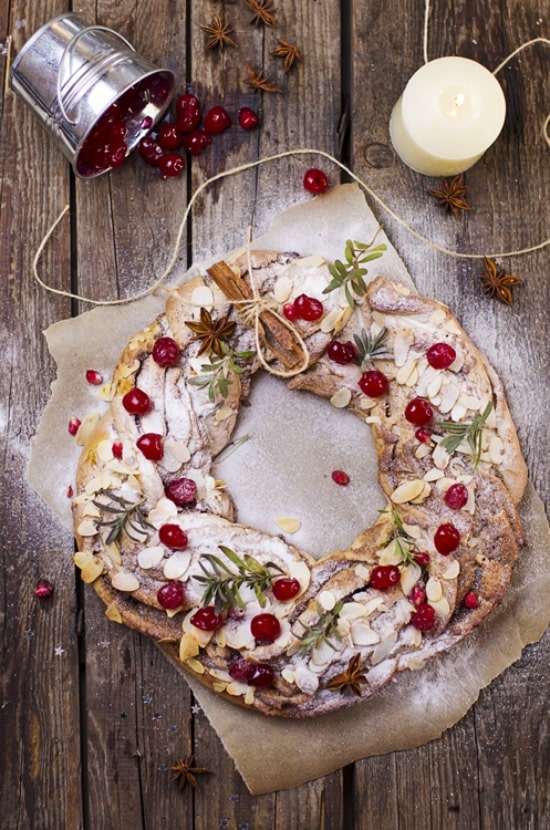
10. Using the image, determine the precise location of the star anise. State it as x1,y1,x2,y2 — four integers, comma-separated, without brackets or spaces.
271,38,303,71
245,63,283,93
427,175,471,219
481,257,523,305
325,654,368,697
243,0,278,28
170,755,210,791
201,15,237,50
185,307,237,357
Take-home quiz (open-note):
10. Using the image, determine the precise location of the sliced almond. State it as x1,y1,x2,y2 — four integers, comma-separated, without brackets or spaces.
395,358,417,386
459,393,482,411
390,479,425,504
427,373,443,399
191,285,213,309
163,552,191,580
330,387,352,408
340,602,368,620
185,657,205,674
275,517,301,534
318,590,336,611
111,571,140,592
415,443,431,459
393,331,413,367
105,602,123,624
488,434,504,465
431,596,451,618
430,309,446,326
281,667,296,684
77,518,99,537
439,383,460,413
433,442,451,470
289,560,311,593
320,308,341,333
426,577,443,602
442,560,460,579
350,619,380,646
75,413,101,446
371,631,398,665
80,556,104,583
226,681,248,697
410,481,432,504
104,542,121,566
424,468,445,482
272,275,292,304
179,632,200,662
333,306,354,333
294,666,320,694
118,359,140,379
138,546,165,570
400,563,421,596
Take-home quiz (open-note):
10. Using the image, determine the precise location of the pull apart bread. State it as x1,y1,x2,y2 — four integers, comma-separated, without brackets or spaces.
73,249,527,717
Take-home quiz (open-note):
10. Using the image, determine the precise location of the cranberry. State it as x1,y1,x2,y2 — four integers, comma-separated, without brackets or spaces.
251,613,281,643
247,663,275,687
157,581,185,610
464,591,479,609
272,578,301,601
112,441,123,459
405,397,433,426
426,342,457,370
191,606,224,631
152,337,180,367
434,523,461,555
411,585,426,607
414,551,430,567
175,94,201,133
34,580,54,599
203,105,232,134
331,470,350,486
67,485,74,498
283,302,298,321
303,168,329,194
294,294,324,321
444,483,469,510
229,658,254,682
238,107,259,131
411,603,436,631
136,433,164,461
370,565,400,590
68,417,81,436
415,427,432,444
183,129,212,156
108,143,127,169
159,524,188,550
122,387,151,415
165,477,197,506
359,370,389,397
157,123,183,150
158,152,185,179
138,136,164,166
327,340,356,364
86,369,103,385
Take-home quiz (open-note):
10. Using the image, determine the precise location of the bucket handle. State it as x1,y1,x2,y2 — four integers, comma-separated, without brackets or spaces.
56,25,136,125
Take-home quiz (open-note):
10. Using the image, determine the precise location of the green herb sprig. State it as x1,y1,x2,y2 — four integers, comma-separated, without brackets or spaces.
353,327,392,369
93,492,152,545
436,401,493,469
188,342,256,403
296,600,344,655
323,236,387,308
194,545,284,614
379,506,416,566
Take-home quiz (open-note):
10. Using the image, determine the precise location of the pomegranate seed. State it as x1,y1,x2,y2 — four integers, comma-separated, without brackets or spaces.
426,342,457,370
138,135,164,166
434,523,461,555
411,603,436,631
405,397,433,426
464,591,479,609
183,129,212,156
247,663,275,687
415,427,432,444
136,433,164,461
294,294,324,321
86,369,103,385
66,485,74,498
122,388,151,415
283,302,299,321
68,417,81,436
238,107,259,131
157,123,183,150
444,483,469,510
112,441,123,459
159,524,188,550
203,105,231,135
370,565,400,590
175,94,201,133
165,477,197,506
303,168,329,194
414,551,430,567
272,578,301,602
359,370,389,397
411,585,426,607
191,606,224,631
157,581,185,610
327,340,356,364
251,613,281,643
229,658,254,681
158,152,185,179
34,580,54,599
331,470,350,486
152,337,180,367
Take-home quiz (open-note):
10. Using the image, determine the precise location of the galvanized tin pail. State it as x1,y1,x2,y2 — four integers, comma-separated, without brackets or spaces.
9,13,175,177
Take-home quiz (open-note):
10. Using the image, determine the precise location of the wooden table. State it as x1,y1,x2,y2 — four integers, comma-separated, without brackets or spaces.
1,1,548,827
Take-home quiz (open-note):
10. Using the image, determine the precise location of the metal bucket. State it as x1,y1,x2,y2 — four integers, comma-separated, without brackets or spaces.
9,13,175,177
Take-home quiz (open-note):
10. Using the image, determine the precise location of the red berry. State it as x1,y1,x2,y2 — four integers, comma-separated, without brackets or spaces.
464,591,479,609
203,105,231,135
136,433,164,461
191,606,224,631
157,581,185,610
414,551,430,567
159,524,188,550
331,470,350,486
157,123,183,150
411,603,436,631
122,387,151,415
183,129,212,156
158,152,185,179
86,369,103,385
411,585,426,607
112,441,123,459
251,613,281,642
67,485,74,498
426,342,457,370
175,94,201,133
272,578,301,602
415,427,432,444
283,302,299,321
434,523,461,555
165,477,197,506
107,143,126,169
229,658,254,681
405,397,433,426
327,340,356,364
444,483,469,510
370,565,400,590
358,370,389,397
34,580,54,599
247,663,275,687
152,337,180,367
238,107,259,131
303,168,329,194
68,417,81,436
294,294,324,321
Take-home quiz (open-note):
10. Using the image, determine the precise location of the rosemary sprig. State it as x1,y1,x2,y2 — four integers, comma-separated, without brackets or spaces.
323,235,387,308
193,545,284,614
436,401,493,469
379,506,416,566
93,491,152,545
188,342,256,403
296,600,344,656
353,327,392,370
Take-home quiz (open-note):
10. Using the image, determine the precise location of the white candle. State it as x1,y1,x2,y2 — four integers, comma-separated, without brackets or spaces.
389,57,506,177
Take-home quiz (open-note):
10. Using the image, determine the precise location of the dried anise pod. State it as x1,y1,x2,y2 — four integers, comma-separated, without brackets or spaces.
243,0,278,28
325,654,368,696
245,63,283,93
427,175,471,219
185,307,237,357
201,15,237,50
271,38,303,71
171,755,210,791
481,257,523,305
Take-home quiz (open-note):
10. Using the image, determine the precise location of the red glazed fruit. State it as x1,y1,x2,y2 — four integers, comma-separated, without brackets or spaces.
122,387,150,415
251,613,281,642
175,94,201,133
293,294,324,321
426,342,457,369
138,135,164,166
159,524,188,550
272,578,301,602
228,658,254,681
68,417,81,436
191,606,224,631
411,585,426,607
247,663,275,687
203,105,232,134
86,369,103,385
414,551,430,567
434,523,461,555
283,302,298,321
331,470,350,486
165,477,197,506
370,565,400,590
303,168,329,194
238,107,259,131
157,123,183,150
415,427,432,444
444,482,469,510
158,152,185,179
405,397,433,426
327,340,356,364
152,337,180,367
112,441,123,459
34,580,54,599
136,433,164,461
183,129,212,156
157,581,185,610
359,370,389,397
411,603,436,631
464,591,479,609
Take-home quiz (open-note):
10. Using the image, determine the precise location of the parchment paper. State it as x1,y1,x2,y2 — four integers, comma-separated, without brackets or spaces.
27,184,550,794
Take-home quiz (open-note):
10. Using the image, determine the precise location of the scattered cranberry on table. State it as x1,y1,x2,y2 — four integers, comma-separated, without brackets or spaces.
203,105,232,134
238,107,260,130
34,580,54,599
183,128,212,156
303,168,330,194
175,94,202,133
68,417,81,436
86,369,103,385
331,470,350,486
157,123,184,150
158,152,186,179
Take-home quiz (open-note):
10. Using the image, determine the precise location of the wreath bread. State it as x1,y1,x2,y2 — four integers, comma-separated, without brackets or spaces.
73,247,527,717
